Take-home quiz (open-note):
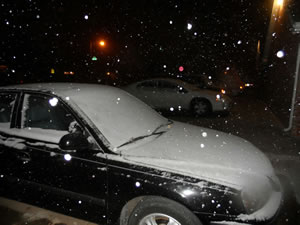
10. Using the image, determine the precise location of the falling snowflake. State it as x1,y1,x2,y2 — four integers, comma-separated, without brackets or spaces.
276,50,285,58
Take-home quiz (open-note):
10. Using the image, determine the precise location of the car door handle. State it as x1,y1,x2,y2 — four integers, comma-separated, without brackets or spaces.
15,151,31,162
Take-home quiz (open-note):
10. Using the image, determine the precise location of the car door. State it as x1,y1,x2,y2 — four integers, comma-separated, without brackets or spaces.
3,91,109,224
0,91,25,196
155,80,189,110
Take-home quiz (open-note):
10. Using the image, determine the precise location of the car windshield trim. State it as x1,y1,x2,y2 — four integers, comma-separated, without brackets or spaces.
117,120,173,149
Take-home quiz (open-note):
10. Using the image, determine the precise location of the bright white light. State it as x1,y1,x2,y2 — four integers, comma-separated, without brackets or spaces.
163,65,167,68
276,50,285,58
169,20,173,24
237,40,242,44
208,76,212,79
49,97,58,107
200,143,205,148
216,94,221,99
182,189,194,196
170,107,174,112
65,96,70,101
194,32,197,36
135,182,141,187
276,0,284,7
202,132,207,137
64,154,72,161
187,23,192,30
84,15,89,20
226,67,230,70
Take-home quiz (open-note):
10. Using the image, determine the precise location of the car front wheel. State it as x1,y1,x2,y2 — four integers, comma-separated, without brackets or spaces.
127,196,203,225
191,98,212,116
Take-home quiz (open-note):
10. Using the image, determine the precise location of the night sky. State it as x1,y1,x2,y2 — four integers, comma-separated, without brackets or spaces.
1,0,273,85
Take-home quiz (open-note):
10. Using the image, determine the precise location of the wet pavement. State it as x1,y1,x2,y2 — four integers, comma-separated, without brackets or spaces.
1,94,300,225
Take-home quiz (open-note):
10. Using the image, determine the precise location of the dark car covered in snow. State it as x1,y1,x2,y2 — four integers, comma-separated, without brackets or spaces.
0,83,282,225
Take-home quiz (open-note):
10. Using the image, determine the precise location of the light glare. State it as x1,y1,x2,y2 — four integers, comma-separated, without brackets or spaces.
276,0,284,7
64,154,72,161
49,97,58,107
276,50,285,58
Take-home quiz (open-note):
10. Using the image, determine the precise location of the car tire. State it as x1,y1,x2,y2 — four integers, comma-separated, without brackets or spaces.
127,196,203,225
191,98,212,116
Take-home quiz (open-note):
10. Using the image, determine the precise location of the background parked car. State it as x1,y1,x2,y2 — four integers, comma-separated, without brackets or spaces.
123,78,232,116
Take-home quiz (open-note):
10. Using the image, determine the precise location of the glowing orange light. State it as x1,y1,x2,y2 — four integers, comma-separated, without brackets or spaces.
99,40,106,47
64,71,75,75
240,86,244,90
221,89,226,94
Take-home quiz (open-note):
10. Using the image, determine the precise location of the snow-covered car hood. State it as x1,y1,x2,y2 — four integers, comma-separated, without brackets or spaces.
118,121,275,189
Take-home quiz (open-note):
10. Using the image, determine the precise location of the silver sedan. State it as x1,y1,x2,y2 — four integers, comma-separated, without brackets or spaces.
123,78,232,116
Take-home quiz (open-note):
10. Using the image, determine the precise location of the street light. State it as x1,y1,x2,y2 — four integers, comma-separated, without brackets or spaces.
99,40,106,47
276,0,284,7
262,0,285,62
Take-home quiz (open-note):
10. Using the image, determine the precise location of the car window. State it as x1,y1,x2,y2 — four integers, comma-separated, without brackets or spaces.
21,94,74,131
0,93,17,129
19,93,100,149
137,81,158,89
158,81,187,93
158,81,177,90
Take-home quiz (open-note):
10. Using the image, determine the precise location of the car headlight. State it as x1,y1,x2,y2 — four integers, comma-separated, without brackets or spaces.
241,178,275,214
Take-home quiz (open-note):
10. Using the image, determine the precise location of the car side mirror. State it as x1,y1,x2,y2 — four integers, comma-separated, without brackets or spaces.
59,132,89,152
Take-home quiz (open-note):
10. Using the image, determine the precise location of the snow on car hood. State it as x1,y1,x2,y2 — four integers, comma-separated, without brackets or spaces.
118,121,275,188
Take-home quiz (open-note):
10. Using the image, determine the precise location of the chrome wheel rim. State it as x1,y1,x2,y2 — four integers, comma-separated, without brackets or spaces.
138,213,181,225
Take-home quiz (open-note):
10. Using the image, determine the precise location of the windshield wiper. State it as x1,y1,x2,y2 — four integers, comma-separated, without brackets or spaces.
152,119,173,133
117,120,173,149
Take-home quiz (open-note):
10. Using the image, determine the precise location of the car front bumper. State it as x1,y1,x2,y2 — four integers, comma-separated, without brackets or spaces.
208,190,283,225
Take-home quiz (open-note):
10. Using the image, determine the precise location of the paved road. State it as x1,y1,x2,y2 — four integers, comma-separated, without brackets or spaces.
1,95,300,225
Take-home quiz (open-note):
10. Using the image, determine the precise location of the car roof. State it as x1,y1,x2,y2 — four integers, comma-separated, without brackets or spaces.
137,77,187,85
